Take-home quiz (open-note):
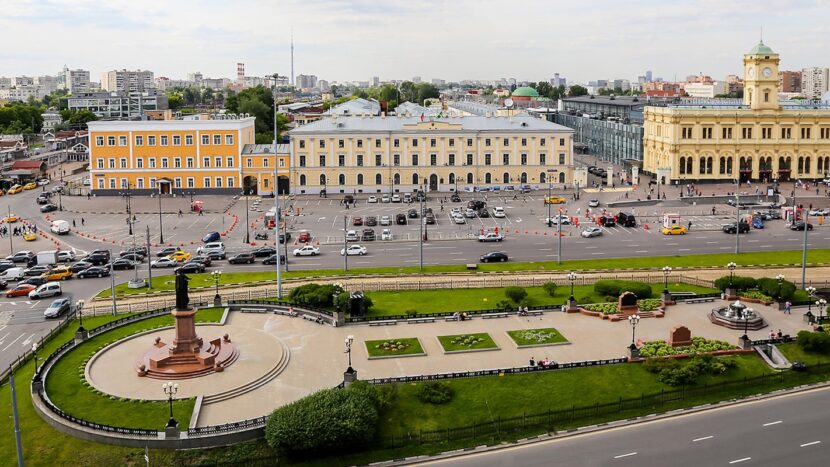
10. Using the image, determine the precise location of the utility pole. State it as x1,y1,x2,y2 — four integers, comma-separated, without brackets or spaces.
802,212,809,289
735,181,740,254
146,225,153,289
272,74,283,299
10,370,24,467
109,249,116,316
7,205,12,255
343,215,348,271
557,208,562,264
419,185,424,271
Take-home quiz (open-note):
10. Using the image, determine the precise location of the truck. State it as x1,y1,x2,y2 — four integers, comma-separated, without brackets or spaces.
50,220,70,235
37,250,59,265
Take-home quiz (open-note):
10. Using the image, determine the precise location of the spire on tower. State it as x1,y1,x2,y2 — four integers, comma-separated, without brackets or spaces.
290,30,295,87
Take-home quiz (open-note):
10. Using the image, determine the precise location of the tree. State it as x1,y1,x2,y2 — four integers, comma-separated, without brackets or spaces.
505,286,528,304
167,93,184,110
568,85,588,97
399,81,417,102
0,102,44,134
42,89,68,108
535,81,553,98
415,83,439,105
58,109,98,129
225,85,278,143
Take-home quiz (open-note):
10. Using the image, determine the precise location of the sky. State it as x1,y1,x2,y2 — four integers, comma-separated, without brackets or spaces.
2,0,829,85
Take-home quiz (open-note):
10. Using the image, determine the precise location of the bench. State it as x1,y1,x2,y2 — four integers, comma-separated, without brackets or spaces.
369,320,397,326
683,297,716,304
526,310,544,317
302,314,326,324
407,317,435,324
445,316,475,322
466,264,478,270
240,307,268,313
274,309,298,317
482,312,509,319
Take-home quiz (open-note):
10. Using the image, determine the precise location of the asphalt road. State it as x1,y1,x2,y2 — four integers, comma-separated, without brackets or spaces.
422,386,830,467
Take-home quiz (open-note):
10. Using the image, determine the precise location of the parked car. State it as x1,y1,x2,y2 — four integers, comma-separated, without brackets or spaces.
367,195,378,203
381,229,393,240
36,195,50,205
404,193,413,203
391,194,401,203
789,221,814,231
7,251,34,263
352,216,363,226
77,266,110,278
44,298,71,319
42,267,73,281
205,250,226,260
545,214,571,225
175,262,205,274
57,251,76,263
340,244,367,256
361,229,376,241
616,212,637,227
492,207,506,218
263,254,287,265
196,242,225,256
25,265,51,277
478,232,504,242
396,214,408,225
228,253,256,264
662,225,687,235
0,260,16,273
452,214,466,224
599,215,616,227
29,281,62,299
722,222,750,234
581,227,603,238
20,276,49,287
588,199,600,207
70,261,94,273
202,231,221,243
365,216,378,226
7,284,36,298
751,217,765,229
167,251,192,262
119,252,145,263
251,246,277,257
84,253,110,266
544,196,566,205
190,255,212,267
450,193,461,202
381,194,391,203
467,200,486,210
297,231,312,243
156,247,180,257
40,203,58,213
808,208,829,216
480,251,508,263
112,258,137,270
151,257,178,268
425,213,436,224
407,208,419,219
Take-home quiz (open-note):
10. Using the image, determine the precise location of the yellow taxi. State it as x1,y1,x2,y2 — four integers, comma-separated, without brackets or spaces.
22,182,37,190
3,214,19,223
23,232,37,241
167,251,192,262
662,225,687,235
42,267,73,281
7,185,23,194
544,195,567,205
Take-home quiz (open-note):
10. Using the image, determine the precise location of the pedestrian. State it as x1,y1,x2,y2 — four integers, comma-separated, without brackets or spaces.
711,206,716,215
785,301,792,315
81,218,85,226
72,219,76,227
529,356,536,367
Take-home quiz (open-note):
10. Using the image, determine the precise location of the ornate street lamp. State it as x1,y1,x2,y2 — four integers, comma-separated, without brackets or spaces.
211,270,222,304
628,314,640,350
776,274,786,300
818,298,828,322
76,299,85,332
806,286,817,318
567,272,578,300
32,342,39,376
662,266,672,293
344,335,355,370
727,262,737,287
741,307,753,341
162,382,179,428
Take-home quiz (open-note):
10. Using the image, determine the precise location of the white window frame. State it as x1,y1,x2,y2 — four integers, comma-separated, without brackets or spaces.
185,135,193,145
173,135,181,146
187,177,195,188
225,134,234,145
95,136,104,146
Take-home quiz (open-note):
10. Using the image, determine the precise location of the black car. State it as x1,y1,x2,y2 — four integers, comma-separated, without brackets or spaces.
70,261,93,273
85,253,109,266
365,216,378,226
77,266,110,278
0,261,15,273
478,208,490,218
0,278,7,290
20,276,49,287
25,265,51,276
119,252,145,262
425,213,436,224
616,212,637,227
480,251,508,263
202,231,221,243
723,222,750,234
599,215,616,227
789,221,814,231
251,246,277,257
396,213,408,225
228,253,256,264
175,262,205,274
408,208,419,219
278,232,292,244
451,193,461,202
156,247,179,257
467,200,486,210
112,258,137,270
205,250,226,260
361,228,376,241
123,245,148,256
263,254,287,265
40,203,58,213
190,255,212,267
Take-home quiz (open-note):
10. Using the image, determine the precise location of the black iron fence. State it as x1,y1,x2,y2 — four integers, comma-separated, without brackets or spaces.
0,311,76,386
377,363,830,449
750,336,796,346
348,303,560,323
229,299,333,316
188,416,268,436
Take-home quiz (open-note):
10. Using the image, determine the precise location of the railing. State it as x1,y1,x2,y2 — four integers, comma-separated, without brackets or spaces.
674,292,722,300
188,416,268,436
229,299,333,316
348,304,560,323
0,311,76,386
750,336,795,346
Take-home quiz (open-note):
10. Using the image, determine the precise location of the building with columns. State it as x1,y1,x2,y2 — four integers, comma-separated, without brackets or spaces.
643,41,830,184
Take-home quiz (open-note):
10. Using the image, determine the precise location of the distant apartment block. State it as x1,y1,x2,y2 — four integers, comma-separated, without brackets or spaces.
64,91,168,119
801,67,829,99
779,70,802,93
296,74,317,89
101,69,155,93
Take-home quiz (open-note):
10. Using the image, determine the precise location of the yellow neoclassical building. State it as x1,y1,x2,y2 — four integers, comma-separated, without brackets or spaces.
287,114,574,194
643,42,830,183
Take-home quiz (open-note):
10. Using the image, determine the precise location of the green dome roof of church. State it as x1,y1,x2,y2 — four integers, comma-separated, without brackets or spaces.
512,86,540,97
748,41,775,55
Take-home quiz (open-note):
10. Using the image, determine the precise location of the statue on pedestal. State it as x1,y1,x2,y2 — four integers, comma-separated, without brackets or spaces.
175,271,190,311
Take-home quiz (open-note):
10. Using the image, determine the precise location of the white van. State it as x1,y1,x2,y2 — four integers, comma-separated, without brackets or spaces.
197,242,225,256
29,281,62,299
50,220,70,235
0,267,25,281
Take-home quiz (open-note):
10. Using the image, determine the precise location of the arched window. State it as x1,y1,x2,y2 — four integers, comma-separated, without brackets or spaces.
706,157,713,174
338,174,345,185
520,172,527,183
699,157,706,174
805,156,811,173
485,173,492,183
411,173,419,185
503,172,509,183
357,174,364,185
719,157,726,174
726,157,733,175
319,174,326,186
393,173,400,185
764,90,769,102
467,172,473,184
540,172,546,183
299,174,306,186
375,173,382,185
679,156,686,175
797,157,804,174
686,157,693,174
448,173,455,184
559,172,565,183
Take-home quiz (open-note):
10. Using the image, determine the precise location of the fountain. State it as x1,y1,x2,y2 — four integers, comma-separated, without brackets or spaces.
708,300,767,330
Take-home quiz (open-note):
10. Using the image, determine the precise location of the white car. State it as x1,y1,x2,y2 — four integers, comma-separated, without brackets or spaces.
381,194,391,203
29,281,62,299
492,207,506,218
478,232,504,242
381,229,393,240
151,257,177,268
367,196,378,203
293,245,320,256
57,251,76,262
453,215,466,224
391,194,401,203
464,208,477,218
380,215,391,226
340,244,367,256
346,230,359,241
581,227,603,238
808,208,828,216
37,179,50,186
588,199,600,207
545,215,571,225
451,207,462,216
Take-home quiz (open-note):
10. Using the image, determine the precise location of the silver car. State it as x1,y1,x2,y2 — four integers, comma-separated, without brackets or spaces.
581,227,603,238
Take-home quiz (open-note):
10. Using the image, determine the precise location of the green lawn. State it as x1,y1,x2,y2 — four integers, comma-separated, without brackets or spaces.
365,338,425,358
437,333,499,352
507,328,569,347
364,283,715,317
99,248,830,298
777,342,830,365
45,307,224,430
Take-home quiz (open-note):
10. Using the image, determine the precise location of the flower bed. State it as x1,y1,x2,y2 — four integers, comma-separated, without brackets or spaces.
738,290,774,305
365,338,425,358
437,333,499,353
581,298,664,315
639,337,736,358
506,328,569,347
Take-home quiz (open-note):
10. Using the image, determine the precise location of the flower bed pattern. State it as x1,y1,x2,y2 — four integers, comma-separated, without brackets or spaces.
437,333,499,353
365,338,425,358
638,337,736,358
506,328,569,347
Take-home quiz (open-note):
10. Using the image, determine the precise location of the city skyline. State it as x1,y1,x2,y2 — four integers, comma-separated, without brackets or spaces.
2,0,829,85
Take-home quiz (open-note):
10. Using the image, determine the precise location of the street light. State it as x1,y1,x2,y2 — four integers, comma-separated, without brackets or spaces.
567,271,578,300
344,335,355,370
32,342,39,375
727,262,737,287
776,274,786,301
628,314,640,350
162,382,179,428
76,299,85,332
818,298,828,322
211,270,222,303
242,190,250,244
806,286,817,317
741,307,753,341
157,187,164,244
662,266,672,293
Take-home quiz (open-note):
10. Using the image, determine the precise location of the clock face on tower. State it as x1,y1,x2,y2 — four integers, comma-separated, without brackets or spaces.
748,67,755,79
763,67,773,78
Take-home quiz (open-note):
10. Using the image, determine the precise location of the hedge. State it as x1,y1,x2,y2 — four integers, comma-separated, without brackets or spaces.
713,275,757,292
593,280,652,299
756,277,796,301
796,330,830,354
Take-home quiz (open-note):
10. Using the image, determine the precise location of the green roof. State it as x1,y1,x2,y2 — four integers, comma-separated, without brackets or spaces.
512,86,540,97
748,41,775,55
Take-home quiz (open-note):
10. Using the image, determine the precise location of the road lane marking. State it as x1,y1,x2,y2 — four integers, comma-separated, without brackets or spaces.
692,435,713,442
800,441,820,447
1,333,24,351
613,452,637,459
729,458,751,464
678,249,691,251
762,420,782,426
635,250,648,253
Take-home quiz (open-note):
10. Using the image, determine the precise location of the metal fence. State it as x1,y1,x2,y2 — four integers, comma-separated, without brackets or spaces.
0,312,76,386
188,416,268,436
377,363,830,449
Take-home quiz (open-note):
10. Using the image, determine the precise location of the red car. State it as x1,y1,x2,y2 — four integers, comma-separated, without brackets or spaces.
297,231,311,243
6,284,35,298
352,216,363,226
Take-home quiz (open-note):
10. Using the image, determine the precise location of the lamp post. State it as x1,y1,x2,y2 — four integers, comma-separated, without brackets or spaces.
344,334,354,370
242,189,250,244
162,382,179,428
662,266,672,293
776,274,785,301
818,298,827,322
741,308,752,341
32,342,39,375
727,261,737,287
734,178,741,254
157,186,164,244
806,286,816,317
801,211,809,290
628,314,640,350
76,299,85,332
567,271,578,300
212,270,222,305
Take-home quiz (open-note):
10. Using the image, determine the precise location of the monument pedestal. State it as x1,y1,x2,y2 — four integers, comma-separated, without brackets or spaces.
661,291,675,306
74,328,89,344
724,287,738,300
565,297,579,313
739,335,753,349
164,423,180,439
343,367,358,387
213,295,222,307
627,345,640,359
333,311,346,327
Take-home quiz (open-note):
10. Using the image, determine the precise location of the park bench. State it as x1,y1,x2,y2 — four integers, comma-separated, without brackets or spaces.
274,309,298,317
369,320,397,326
407,317,436,324
526,310,544,316
482,312,509,319
302,314,326,324
683,297,716,304
239,307,267,313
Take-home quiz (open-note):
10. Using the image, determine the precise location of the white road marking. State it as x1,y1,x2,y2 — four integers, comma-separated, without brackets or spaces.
591,252,606,255
634,250,648,253
678,248,691,252
1,333,24,351
800,441,821,447
692,435,714,442
762,420,782,427
729,457,751,464
613,452,637,459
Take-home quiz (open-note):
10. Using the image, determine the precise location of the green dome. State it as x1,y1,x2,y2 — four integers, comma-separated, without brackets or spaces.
748,41,775,55
512,86,540,97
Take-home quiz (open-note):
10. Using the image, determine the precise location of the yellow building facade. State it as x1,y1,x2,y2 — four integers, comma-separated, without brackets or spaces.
240,143,291,195
644,42,830,183
288,115,574,194
88,117,256,195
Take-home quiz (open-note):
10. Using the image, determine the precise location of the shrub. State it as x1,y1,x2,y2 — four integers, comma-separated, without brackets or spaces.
713,275,757,291
593,280,652,299
416,381,454,405
495,300,514,311
542,282,557,297
796,330,830,354
643,354,737,386
505,286,528,304
265,382,380,453
756,277,796,300
289,283,342,308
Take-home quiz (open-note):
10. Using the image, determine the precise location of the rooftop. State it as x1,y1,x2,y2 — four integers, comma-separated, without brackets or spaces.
512,86,540,98
748,41,776,55
447,101,502,116
289,115,573,134
562,95,645,108
241,143,290,155
324,98,381,116
394,101,437,117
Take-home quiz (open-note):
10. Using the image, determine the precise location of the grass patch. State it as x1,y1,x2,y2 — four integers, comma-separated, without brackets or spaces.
506,328,569,347
437,333,498,353
365,338,425,358
777,342,830,365
98,249,830,298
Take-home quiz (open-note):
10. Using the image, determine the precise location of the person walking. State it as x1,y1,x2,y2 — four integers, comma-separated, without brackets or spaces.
81,218,85,226
72,219,76,227
785,301,792,315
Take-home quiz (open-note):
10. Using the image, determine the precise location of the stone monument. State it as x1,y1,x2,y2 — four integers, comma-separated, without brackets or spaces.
136,271,239,379
668,326,692,347
618,292,639,316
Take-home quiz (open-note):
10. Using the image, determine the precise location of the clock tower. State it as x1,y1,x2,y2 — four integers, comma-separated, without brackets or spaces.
743,41,780,110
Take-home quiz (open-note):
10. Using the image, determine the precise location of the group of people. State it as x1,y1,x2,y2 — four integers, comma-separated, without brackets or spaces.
450,312,470,321
768,329,785,340
0,223,36,237
528,356,554,368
